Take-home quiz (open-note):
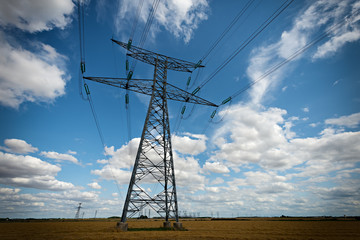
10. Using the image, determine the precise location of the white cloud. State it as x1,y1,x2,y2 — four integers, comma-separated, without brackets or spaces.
40,151,79,164
0,0,75,33
0,151,75,190
203,161,230,174
0,152,60,178
38,189,100,203
302,107,309,113
0,139,38,154
88,182,102,189
210,103,360,177
0,187,20,195
174,153,205,192
230,170,294,194
172,132,207,155
325,112,360,128
0,0,75,109
102,138,140,169
2,176,75,191
283,121,296,139
92,138,206,194
313,0,360,59
0,32,68,108
0,186,129,219
210,177,224,185
115,0,209,43
210,104,300,170
289,130,360,178
311,186,360,200
246,0,360,105
67,150,77,155
309,122,320,127
91,165,132,185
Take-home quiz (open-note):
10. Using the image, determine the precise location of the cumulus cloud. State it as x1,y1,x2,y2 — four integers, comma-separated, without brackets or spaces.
92,138,206,193
246,0,360,105
226,171,294,195
0,187,20,195
0,151,74,190
0,0,75,108
115,0,209,43
88,182,102,189
174,153,205,192
313,0,360,59
200,103,360,216
91,164,132,185
0,32,68,108
210,177,224,185
325,112,360,128
100,138,140,169
0,187,105,218
289,130,360,178
203,161,230,174
0,0,75,33
210,104,301,170
0,139,38,154
0,187,45,213
312,186,360,200
211,104,360,171
40,151,79,164
172,132,207,155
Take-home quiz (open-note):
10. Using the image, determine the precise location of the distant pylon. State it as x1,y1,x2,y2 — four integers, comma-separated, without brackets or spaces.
75,203,82,219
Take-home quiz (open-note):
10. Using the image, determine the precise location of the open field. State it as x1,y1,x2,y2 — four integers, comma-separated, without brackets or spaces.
1,217,360,240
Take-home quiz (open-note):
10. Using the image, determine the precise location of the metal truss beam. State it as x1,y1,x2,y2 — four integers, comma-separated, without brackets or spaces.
84,76,218,107
111,38,204,72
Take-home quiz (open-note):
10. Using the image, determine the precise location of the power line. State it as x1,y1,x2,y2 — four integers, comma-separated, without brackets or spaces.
83,83,124,201
201,0,256,62
77,0,87,101
197,0,294,90
174,0,256,132
77,0,125,203
129,0,145,41
205,7,360,131
175,0,293,131
128,0,160,74
229,8,359,100
124,0,160,145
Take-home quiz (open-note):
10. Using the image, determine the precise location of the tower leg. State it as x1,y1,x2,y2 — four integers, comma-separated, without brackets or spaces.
173,222,183,230
163,221,171,228
116,222,128,231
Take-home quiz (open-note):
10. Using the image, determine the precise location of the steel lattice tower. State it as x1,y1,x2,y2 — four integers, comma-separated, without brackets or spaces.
84,39,217,228
74,203,82,219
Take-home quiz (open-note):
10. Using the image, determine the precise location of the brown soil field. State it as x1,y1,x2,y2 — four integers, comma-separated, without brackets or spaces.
0,218,359,240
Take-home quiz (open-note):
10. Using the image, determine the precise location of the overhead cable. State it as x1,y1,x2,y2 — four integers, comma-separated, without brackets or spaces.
198,0,295,90
229,8,359,100
201,0,256,62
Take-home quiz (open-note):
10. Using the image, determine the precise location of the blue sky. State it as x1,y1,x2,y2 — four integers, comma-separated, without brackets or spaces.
0,0,360,219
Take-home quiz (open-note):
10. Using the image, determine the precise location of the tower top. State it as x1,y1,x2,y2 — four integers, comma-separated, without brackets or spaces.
111,38,204,72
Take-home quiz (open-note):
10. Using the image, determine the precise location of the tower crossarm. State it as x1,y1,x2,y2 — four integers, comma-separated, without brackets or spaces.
111,38,204,72
84,76,218,107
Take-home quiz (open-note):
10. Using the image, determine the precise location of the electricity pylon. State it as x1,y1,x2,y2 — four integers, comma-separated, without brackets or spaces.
84,39,217,229
75,203,82,219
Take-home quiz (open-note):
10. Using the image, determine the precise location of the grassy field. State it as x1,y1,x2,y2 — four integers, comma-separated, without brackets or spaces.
0,217,359,240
